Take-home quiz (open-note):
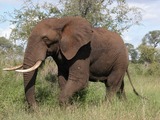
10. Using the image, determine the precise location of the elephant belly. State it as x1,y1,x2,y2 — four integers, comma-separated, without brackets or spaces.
89,74,108,82
89,57,114,82
89,65,112,82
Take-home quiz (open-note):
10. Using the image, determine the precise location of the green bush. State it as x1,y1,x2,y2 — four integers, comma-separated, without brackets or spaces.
144,62,160,76
134,64,144,75
128,62,160,77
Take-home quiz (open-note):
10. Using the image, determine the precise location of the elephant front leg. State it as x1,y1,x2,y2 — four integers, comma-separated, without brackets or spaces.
23,70,38,110
58,69,68,91
58,60,89,106
58,75,67,91
59,76,88,106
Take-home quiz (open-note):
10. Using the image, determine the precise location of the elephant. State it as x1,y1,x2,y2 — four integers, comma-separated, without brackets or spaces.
3,16,140,109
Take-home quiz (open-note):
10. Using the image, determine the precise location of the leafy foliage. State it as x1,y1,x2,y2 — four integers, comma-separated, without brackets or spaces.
0,37,23,58
4,0,142,43
138,45,156,63
0,37,12,52
9,0,61,42
142,30,160,48
61,0,142,33
125,43,138,63
138,30,160,63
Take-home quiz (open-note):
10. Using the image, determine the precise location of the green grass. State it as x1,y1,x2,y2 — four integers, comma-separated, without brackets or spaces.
1,60,160,120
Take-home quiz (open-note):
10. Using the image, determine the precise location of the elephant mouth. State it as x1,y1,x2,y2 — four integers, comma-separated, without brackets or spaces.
3,60,42,73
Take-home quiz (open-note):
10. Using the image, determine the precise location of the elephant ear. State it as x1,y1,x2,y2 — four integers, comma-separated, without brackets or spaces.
60,18,93,60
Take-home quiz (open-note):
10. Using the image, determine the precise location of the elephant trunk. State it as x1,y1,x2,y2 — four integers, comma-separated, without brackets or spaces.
23,69,38,108
23,52,39,108
22,41,47,108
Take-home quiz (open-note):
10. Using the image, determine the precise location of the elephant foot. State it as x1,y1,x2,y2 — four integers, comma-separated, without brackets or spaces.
105,91,116,102
26,102,39,113
116,91,127,101
59,94,70,107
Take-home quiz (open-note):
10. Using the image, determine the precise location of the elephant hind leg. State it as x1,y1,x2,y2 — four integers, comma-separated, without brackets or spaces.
116,80,127,100
104,70,125,101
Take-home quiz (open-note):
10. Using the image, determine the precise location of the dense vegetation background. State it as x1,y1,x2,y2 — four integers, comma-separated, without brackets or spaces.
0,0,160,119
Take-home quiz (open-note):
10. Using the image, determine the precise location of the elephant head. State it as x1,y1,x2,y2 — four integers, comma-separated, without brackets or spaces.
23,16,93,62
4,16,93,107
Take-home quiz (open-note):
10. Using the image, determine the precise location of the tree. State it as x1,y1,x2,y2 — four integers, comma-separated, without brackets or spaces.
138,30,160,63
9,0,61,42
2,0,142,43
0,37,13,53
0,37,23,58
138,45,156,63
142,30,160,48
125,43,138,63
60,0,142,33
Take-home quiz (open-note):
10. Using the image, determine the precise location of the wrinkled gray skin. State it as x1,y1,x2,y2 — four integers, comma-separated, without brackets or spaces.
22,16,128,108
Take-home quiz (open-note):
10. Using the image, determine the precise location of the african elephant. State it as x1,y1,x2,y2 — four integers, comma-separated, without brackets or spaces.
4,16,139,109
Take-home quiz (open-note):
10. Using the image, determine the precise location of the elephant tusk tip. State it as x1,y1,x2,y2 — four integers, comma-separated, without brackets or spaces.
2,65,23,71
3,68,15,71
3,68,9,71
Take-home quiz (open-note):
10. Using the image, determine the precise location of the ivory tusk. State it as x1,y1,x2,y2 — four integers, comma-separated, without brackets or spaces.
3,65,23,71
15,60,42,73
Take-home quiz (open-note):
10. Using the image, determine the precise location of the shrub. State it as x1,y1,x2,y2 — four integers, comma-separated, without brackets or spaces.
144,62,160,76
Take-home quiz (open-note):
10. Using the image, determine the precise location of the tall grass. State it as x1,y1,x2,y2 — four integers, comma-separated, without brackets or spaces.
0,57,160,120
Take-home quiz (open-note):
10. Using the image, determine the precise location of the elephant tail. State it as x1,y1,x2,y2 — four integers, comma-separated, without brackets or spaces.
126,69,148,100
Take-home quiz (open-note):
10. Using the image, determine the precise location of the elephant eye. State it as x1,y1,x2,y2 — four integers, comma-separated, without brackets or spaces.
42,37,51,46
42,36,50,44
42,36,59,48
42,36,49,41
